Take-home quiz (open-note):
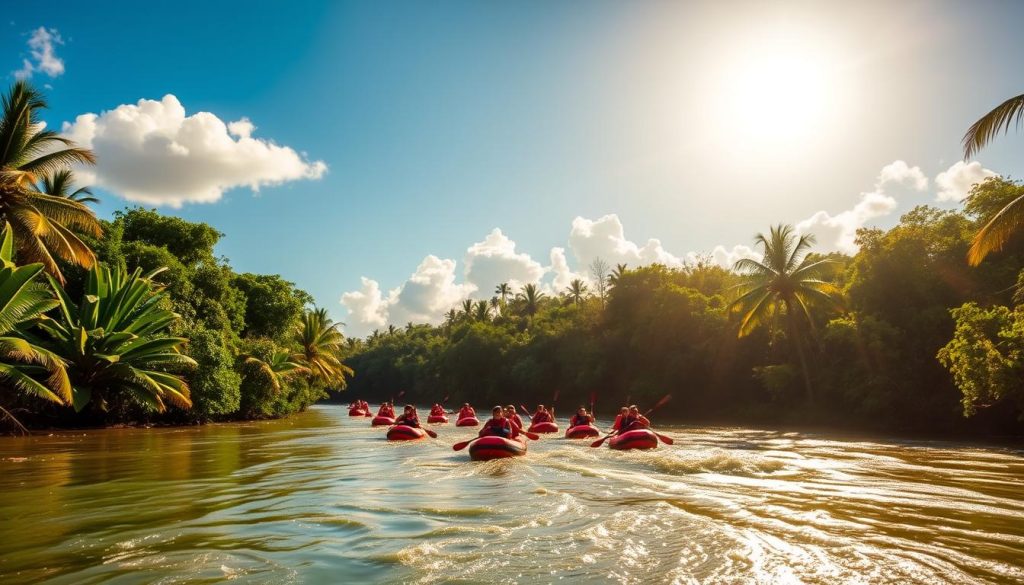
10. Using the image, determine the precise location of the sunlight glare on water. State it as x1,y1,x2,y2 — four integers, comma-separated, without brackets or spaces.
0,405,1022,584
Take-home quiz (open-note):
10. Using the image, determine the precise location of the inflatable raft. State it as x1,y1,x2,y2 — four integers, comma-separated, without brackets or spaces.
565,424,600,439
456,417,480,427
386,425,427,441
371,415,396,426
528,421,559,433
609,429,658,450
468,436,527,461
348,408,368,417
427,414,449,424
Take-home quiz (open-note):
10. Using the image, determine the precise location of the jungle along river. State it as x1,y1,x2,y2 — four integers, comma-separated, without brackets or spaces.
0,404,1022,584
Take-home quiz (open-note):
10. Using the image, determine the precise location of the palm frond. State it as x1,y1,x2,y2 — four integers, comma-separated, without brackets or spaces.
962,93,1024,159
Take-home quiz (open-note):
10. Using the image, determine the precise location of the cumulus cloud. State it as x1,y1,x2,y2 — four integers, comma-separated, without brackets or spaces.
548,247,589,293
796,192,898,254
568,214,683,269
61,95,327,207
340,256,474,337
14,27,64,80
935,161,997,202
464,229,545,293
339,278,389,332
877,160,928,192
686,245,761,269
341,216,690,336
793,160,928,254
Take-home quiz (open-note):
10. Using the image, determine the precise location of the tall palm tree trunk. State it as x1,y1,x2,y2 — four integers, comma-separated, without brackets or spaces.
785,300,815,405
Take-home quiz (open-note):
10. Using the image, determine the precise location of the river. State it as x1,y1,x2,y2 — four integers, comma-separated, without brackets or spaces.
0,405,1022,584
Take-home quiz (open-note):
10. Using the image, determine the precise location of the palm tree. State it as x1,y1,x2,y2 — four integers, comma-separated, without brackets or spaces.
0,224,70,429
608,263,628,288
517,283,546,317
291,307,353,388
495,283,512,305
37,169,99,205
37,264,195,413
728,225,842,403
473,299,490,322
565,278,589,306
243,349,307,394
0,81,101,281
460,299,474,319
961,92,1024,265
443,308,458,327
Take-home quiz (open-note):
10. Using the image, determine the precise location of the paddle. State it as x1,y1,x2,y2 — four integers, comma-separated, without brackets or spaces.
424,428,438,439
642,394,674,445
452,437,477,451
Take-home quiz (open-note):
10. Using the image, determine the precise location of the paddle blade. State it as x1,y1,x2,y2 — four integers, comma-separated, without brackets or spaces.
520,430,539,441
452,440,472,451
656,432,674,445
519,404,530,415
425,429,438,439
590,434,611,448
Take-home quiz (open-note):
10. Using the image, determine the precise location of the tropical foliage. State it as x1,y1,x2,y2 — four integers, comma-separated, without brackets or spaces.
962,92,1024,266
36,264,195,414
0,81,352,431
0,81,101,281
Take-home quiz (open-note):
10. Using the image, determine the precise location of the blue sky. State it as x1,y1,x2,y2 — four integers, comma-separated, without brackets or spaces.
5,1,1024,335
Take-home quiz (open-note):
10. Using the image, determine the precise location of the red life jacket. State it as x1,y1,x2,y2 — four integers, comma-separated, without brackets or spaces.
480,418,513,438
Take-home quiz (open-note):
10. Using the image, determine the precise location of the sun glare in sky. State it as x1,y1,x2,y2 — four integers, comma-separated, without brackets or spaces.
706,28,847,158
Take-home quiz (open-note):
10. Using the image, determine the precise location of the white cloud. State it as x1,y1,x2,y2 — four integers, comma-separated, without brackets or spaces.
340,256,474,337
568,214,683,269
463,228,545,294
793,160,926,254
796,191,897,254
686,244,761,269
548,247,588,293
14,27,64,80
935,161,997,202
61,95,327,207
877,160,928,192
339,278,389,333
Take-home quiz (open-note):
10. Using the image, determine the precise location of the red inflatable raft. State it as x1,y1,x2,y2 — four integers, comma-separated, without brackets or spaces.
348,408,368,417
456,417,480,427
372,415,396,426
427,414,449,424
528,421,559,433
565,424,600,439
468,436,527,461
609,429,658,450
386,425,427,441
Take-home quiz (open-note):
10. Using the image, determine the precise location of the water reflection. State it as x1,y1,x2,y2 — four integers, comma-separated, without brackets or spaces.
0,406,1022,584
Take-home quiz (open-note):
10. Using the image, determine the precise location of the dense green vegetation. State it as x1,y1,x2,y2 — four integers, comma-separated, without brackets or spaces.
0,81,351,432
343,178,1024,436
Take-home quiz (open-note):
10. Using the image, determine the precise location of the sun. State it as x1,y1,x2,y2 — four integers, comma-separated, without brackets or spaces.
710,33,842,153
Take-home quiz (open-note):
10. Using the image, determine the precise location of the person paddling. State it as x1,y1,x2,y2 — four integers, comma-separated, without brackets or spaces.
617,405,650,433
611,407,628,432
378,401,395,418
531,404,553,424
394,405,421,428
504,405,524,430
429,403,445,416
479,406,517,439
458,403,476,420
569,406,594,428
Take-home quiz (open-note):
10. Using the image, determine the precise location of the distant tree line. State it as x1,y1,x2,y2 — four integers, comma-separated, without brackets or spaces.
341,177,1024,437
